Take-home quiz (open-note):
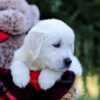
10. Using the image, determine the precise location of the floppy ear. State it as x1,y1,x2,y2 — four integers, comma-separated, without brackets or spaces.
24,30,44,60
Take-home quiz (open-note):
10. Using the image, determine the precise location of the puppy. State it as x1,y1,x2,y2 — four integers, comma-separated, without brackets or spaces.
10,19,82,90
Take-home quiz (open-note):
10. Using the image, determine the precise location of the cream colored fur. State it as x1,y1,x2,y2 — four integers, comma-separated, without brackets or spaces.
10,19,82,90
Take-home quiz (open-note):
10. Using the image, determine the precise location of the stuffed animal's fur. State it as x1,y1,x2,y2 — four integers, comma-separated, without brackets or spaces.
0,0,40,68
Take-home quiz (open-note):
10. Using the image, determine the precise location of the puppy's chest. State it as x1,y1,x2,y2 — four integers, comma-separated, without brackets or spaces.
27,60,42,71
29,65,41,71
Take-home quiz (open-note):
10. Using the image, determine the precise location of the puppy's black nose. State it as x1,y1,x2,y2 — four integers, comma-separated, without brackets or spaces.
63,58,72,68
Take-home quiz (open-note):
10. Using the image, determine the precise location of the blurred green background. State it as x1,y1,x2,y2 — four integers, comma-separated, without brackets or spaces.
28,0,100,99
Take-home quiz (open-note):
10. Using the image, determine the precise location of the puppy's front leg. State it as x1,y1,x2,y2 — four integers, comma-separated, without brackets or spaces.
38,68,63,90
11,61,30,88
10,46,30,88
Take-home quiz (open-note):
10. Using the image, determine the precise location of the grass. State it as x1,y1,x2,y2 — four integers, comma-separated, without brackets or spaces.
77,95,98,100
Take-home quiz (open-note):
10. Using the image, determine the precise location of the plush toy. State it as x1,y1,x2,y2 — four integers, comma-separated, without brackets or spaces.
0,0,40,68
0,67,76,100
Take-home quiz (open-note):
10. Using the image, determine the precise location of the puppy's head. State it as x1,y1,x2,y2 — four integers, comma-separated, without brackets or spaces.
25,19,82,76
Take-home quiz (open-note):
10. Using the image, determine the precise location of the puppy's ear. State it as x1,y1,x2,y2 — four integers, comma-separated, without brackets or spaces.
68,56,82,76
24,30,44,60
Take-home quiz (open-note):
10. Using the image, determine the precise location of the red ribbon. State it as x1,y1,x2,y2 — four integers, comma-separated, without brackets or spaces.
30,71,41,91
0,32,10,43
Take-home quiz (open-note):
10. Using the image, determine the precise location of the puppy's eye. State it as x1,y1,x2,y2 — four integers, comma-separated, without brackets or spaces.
52,40,61,48
53,43,60,48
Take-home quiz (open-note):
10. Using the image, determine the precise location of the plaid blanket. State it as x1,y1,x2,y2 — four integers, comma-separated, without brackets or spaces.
0,68,75,100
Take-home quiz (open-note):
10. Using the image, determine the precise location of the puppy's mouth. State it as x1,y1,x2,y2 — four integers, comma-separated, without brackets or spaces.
48,67,68,72
58,67,68,72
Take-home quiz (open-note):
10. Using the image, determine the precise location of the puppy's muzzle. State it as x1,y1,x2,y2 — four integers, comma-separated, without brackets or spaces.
63,58,72,68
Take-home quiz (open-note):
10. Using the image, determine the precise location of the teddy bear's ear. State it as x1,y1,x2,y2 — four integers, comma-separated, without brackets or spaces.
24,29,44,60
31,5,40,24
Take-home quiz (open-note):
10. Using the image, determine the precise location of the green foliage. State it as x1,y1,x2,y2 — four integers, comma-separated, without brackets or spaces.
77,95,98,100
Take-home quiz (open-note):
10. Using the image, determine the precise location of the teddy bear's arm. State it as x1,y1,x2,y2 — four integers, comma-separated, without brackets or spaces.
0,9,28,35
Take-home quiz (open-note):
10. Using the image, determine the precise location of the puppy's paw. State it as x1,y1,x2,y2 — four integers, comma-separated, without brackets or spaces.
38,69,62,90
11,61,30,88
38,74,56,90
12,73,30,88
